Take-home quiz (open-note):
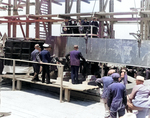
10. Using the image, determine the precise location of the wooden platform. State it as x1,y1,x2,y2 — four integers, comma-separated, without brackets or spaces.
1,74,98,102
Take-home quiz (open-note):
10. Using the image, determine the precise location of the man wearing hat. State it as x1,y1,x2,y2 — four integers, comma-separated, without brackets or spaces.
107,73,127,118
31,44,41,81
40,43,52,84
95,69,115,118
128,76,150,118
66,45,85,84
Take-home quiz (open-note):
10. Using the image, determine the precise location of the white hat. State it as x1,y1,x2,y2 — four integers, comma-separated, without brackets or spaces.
43,43,51,48
121,113,136,118
136,75,144,81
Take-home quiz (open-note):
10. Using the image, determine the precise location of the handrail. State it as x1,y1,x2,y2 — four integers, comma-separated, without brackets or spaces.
0,57,64,103
61,24,99,38
0,57,64,67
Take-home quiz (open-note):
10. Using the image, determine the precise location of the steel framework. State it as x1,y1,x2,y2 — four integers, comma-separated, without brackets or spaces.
0,0,149,40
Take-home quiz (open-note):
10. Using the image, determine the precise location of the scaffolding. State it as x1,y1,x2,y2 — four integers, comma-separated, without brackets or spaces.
0,0,149,40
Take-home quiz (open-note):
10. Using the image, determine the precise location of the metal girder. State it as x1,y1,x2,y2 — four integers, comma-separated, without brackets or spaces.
52,0,62,6
81,0,90,4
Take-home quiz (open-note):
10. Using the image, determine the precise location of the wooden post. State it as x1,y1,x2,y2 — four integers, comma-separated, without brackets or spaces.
12,59,16,91
59,65,64,103
17,80,22,90
64,89,70,102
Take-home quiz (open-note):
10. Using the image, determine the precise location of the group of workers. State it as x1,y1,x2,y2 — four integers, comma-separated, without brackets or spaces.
61,18,99,35
31,43,52,84
96,69,150,118
31,43,150,118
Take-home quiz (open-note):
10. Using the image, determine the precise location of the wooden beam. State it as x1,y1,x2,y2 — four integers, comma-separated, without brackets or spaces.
18,18,26,38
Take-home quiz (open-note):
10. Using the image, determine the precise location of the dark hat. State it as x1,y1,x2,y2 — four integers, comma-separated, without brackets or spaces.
111,73,120,79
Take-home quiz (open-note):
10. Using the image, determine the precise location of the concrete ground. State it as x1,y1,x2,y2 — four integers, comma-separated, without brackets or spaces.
0,85,105,118
0,85,149,118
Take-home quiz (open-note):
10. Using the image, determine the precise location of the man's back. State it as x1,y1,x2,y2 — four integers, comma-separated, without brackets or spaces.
108,82,126,112
70,50,81,66
40,50,51,63
132,85,150,108
31,49,39,62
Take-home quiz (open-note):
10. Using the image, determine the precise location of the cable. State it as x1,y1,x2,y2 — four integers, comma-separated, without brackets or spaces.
91,0,97,18
134,0,140,33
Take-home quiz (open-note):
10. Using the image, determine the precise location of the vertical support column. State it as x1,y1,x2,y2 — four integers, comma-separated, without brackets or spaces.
109,0,114,38
48,0,52,37
101,63,104,77
26,0,30,39
13,0,17,38
58,65,64,103
76,0,81,19
65,0,69,13
35,0,40,39
99,0,104,11
12,59,16,91
144,21,148,40
99,0,104,38
8,0,11,38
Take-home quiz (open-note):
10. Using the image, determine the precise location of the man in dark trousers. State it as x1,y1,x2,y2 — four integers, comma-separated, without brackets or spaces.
31,44,41,81
107,73,127,118
40,43,52,84
66,45,85,84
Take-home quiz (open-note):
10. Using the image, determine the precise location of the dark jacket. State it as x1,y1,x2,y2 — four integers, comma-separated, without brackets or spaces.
66,50,85,66
96,76,113,99
40,50,51,63
107,82,127,112
31,49,41,62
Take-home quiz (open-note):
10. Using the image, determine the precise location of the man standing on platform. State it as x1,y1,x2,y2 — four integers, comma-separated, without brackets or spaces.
40,43,52,84
31,44,41,81
66,45,85,84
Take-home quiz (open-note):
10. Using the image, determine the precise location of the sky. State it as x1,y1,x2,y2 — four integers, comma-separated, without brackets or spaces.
0,0,142,39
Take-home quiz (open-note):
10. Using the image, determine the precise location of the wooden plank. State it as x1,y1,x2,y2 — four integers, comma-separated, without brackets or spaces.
1,74,98,91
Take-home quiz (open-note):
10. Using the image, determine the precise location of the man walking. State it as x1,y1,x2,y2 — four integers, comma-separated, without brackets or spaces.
107,73,127,118
66,45,85,84
31,44,41,81
40,43,52,84
95,69,115,118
